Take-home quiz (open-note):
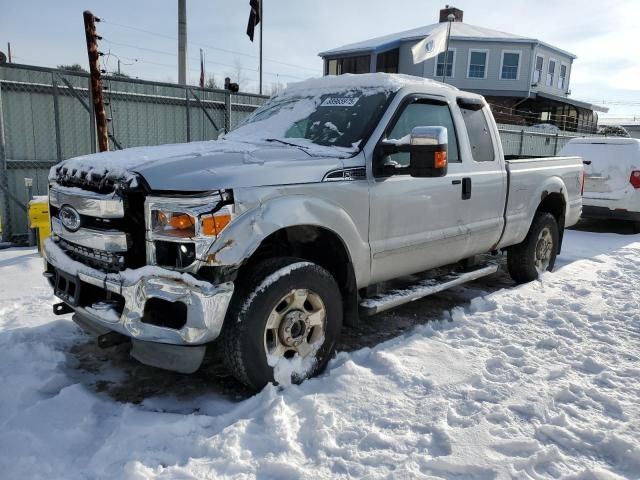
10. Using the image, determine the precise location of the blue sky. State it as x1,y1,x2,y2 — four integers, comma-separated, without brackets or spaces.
1,0,639,117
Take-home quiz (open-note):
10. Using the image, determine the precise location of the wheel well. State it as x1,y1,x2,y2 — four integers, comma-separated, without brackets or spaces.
536,191,566,252
242,225,359,327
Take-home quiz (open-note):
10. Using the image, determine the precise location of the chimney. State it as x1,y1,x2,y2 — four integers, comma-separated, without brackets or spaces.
439,5,463,22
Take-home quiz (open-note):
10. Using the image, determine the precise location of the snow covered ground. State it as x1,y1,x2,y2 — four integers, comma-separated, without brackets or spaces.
1,228,639,479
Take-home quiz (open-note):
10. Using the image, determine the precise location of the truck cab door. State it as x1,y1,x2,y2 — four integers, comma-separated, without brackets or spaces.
368,97,470,284
454,100,507,255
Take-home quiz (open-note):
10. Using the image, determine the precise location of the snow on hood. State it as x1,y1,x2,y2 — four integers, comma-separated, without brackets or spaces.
49,138,352,191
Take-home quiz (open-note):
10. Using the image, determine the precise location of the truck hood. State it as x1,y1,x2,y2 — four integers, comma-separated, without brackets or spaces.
50,139,353,191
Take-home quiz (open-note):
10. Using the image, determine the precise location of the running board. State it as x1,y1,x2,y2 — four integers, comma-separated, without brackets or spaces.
360,263,499,316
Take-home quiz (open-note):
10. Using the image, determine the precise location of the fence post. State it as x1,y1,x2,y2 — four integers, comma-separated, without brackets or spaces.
224,91,231,133
185,88,191,142
52,73,63,162
0,80,10,241
518,129,525,157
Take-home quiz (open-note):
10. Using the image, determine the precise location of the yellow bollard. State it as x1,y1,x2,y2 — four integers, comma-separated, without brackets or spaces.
28,196,50,255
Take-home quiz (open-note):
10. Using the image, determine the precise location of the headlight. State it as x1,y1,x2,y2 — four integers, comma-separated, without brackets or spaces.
151,205,233,238
145,191,234,269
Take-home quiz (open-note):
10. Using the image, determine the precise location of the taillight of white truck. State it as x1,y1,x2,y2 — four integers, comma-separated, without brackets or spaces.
630,170,640,189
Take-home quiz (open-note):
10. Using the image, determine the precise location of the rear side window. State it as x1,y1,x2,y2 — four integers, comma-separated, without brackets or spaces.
460,107,495,162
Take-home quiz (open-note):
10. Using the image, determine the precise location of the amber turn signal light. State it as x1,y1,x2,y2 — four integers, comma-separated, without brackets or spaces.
435,151,447,169
201,213,232,236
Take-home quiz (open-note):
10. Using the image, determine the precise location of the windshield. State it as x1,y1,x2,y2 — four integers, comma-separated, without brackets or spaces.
226,89,391,150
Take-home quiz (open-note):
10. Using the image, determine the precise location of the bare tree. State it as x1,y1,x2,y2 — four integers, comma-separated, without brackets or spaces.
229,59,248,91
269,81,285,96
57,64,88,72
205,74,218,89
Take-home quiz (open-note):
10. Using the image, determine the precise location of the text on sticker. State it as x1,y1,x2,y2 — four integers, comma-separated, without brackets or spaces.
320,97,359,107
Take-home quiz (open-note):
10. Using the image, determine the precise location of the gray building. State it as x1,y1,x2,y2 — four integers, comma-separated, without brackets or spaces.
319,6,607,133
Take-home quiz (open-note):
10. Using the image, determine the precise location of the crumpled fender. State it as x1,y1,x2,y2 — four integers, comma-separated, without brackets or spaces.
206,194,371,287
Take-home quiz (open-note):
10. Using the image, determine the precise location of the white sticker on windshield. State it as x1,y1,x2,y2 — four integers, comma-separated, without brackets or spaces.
320,97,359,107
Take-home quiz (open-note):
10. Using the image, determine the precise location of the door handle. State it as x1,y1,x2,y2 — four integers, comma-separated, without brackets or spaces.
462,177,472,200
451,179,462,185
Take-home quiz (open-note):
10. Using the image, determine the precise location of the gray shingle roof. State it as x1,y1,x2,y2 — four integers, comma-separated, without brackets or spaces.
319,22,576,59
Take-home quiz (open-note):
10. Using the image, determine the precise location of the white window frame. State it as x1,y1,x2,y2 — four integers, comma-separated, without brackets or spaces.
467,48,489,79
532,54,544,84
499,50,522,80
433,48,457,78
546,58,557,87
558,62,568,90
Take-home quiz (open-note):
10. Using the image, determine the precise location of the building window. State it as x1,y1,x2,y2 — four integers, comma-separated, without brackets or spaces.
435,50,456,78
558,64,567,90
500,51,520,80
532,55,544,84
467,50,488,78
546,59,556,87
326,55,371,75
376,49,399,73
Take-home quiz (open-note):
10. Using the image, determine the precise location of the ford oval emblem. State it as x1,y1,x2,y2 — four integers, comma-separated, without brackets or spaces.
59,205,81,232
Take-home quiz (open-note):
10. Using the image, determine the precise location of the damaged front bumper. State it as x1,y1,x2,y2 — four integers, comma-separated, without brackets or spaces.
43,238,234,373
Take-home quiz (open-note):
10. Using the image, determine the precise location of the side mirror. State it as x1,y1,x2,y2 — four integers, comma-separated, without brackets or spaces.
408,126,448,177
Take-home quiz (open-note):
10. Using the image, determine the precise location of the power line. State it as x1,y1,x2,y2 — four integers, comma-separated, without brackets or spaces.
101,38,307,80
101,18,321,74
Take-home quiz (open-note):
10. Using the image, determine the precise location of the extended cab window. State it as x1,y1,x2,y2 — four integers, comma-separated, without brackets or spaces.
387,100,460,167
460,106,495,162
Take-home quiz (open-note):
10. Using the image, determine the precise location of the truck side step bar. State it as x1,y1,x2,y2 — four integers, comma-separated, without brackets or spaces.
359,263,500,316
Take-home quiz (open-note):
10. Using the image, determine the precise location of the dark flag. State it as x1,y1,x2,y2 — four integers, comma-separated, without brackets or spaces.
199,49,205,88
246,0,261,42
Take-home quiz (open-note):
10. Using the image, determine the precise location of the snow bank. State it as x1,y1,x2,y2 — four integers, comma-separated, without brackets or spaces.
1,230,639,479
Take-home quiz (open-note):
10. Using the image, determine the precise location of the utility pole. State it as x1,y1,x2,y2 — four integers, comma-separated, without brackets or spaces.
117,59,121,75
83,11,109,152
178,0,187,85
6,43,11,63
259,0,263,94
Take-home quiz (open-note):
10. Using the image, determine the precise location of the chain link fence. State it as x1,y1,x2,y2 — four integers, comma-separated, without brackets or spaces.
0,63,268,243
496,123,604,158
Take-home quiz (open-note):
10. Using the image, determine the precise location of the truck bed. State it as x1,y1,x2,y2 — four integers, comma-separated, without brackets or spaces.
498,156,584,249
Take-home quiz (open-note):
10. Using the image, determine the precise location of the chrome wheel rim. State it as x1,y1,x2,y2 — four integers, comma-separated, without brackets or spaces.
534,226,553,274
264,289,326,361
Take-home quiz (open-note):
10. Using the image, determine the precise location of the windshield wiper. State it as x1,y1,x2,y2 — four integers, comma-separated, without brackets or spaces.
265,138,310,150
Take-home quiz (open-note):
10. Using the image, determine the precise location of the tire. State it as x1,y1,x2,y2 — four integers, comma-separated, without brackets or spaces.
632,221,640,234
507,212,559,284
221,257,343,390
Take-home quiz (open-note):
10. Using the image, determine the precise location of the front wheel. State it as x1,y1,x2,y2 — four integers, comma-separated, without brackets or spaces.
221,257,343,390
507,212,559,284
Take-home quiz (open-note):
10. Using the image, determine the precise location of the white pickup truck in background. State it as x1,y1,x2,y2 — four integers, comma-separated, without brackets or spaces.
560,137,640,232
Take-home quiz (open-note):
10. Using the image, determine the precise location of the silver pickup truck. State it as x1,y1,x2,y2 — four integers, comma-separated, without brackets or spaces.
43,74,583,390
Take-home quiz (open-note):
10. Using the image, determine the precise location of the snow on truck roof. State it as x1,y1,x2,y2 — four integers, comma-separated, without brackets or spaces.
281,73,458,96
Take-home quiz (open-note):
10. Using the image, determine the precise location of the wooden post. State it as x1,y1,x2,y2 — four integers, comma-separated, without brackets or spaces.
83,11,109,152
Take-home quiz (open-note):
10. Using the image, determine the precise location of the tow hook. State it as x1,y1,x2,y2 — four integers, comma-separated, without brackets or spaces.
53,302,74,316
97,331,129,349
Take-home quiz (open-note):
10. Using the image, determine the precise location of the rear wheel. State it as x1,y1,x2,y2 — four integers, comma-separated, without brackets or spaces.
221,257,342,390
507,212,559,284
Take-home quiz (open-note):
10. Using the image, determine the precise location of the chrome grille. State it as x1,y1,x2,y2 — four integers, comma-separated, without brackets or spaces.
49,183,139,272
